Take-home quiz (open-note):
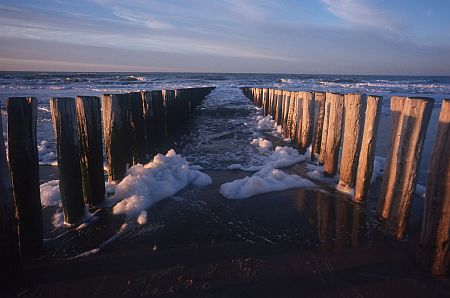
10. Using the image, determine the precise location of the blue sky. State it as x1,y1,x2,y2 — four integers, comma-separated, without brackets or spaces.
0,0,449,74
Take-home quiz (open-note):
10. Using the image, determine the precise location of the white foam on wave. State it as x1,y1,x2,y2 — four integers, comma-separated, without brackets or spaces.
38,140,57,165
112,149,212,218
228,146,305,171
220,165,316,199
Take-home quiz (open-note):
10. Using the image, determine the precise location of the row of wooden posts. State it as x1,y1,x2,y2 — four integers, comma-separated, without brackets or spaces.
0,87,214,271
241,87,449,276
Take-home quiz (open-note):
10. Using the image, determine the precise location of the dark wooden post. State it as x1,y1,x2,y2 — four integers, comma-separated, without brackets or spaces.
381,97,434,238
354,95,382,201
162,89,175,137
311,92,326,160
337,93,365,192
6,97,43,255
102,94,131,181
128,92,147,164
50,98,86,224
323,93,344,176
0,109,21,284
263,88,269,116
417,99,449,275
76,96,105,206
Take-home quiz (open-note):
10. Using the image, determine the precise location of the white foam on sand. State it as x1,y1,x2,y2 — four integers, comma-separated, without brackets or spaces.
220,165,316,199
37,140,57,165
112,149,212,218
228,146,305,171
250,137,273,150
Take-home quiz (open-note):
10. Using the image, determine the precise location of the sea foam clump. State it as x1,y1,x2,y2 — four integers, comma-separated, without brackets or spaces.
250,137,273,150
220,165,316,199
257,115,277,130
113,149,212,217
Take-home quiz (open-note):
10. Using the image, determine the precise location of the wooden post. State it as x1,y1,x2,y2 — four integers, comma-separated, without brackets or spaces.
0,109,21,283
319,94,331,164
102,94,131,181
128,92,146,164
283,91,291,131
50,98,86,224
162,89,175,137
354,95,382,201
76,96,105,206
417,99,449,276
299,91,315,152
262,88,269,116
323,93,344,176
383,97,434,239
6,97,43,255
275,90,283,124
337,94,365,192
311,92,326,160
378,96,406,219
295,92,304,146
286,92,297,141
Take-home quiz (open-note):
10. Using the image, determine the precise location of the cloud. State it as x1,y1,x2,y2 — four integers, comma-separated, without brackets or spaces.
112,8,175,30
321,0,399,32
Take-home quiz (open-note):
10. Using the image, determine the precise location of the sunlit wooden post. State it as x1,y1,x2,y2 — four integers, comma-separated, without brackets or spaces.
337,94,365,192
323,93,344,176
299,91,315,152
102,94,131,181
262,88,269,116
354,95,382,201
0,109,21,281
380,97,434,239
311,92,326,160
282,91,291,137
417,99,449,275
76,96,105,206
319,94,331,164
50,97,86,224
286,91,297,141
6,97,43,255
275,90,283,125
295,92,304,146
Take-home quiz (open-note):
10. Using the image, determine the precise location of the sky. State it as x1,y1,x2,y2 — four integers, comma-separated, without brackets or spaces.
0,0,449,75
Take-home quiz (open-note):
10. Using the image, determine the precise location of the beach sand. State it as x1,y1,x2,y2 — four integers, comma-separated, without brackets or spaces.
13,164,450,298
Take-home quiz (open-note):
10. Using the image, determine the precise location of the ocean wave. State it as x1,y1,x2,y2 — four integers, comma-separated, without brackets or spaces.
121,75,146,82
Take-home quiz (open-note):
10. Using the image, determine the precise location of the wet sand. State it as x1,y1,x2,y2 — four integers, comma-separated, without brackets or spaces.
9,164,449,298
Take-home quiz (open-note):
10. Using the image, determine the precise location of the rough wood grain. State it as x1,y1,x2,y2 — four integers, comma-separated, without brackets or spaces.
323,93,344,176
417,99,449,275
6,97,43,255
311,92,326,160
76,96,105,206
0,109,21,283
50,97,86,224
299,91,315,152
338,94,365,191
319,94,331,164
128,92,146,164
385,97,434,239
378,96,406,219
101,94,131,181
354,95,382,201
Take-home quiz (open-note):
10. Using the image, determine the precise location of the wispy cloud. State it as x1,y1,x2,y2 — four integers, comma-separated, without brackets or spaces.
112,8,175,30
321,0,399,32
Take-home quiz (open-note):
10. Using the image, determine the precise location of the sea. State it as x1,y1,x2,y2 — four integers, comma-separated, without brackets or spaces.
1,72,450,185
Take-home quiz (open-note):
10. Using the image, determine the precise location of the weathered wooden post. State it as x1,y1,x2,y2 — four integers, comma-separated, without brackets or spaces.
319,94,331,164
102,94,131,181
162,89,175,137
0,109,21,283
380,97,434,239
6,97,43,255
275,90,283,124
50,98,86,224
128,92,146,164
354,95,382,201
262,88,269,116
299,91,315,152
417,99,449,275
323,93,344,176
76,96,105,206
282,91,291,132
337,94,365,192
311,92,326,160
